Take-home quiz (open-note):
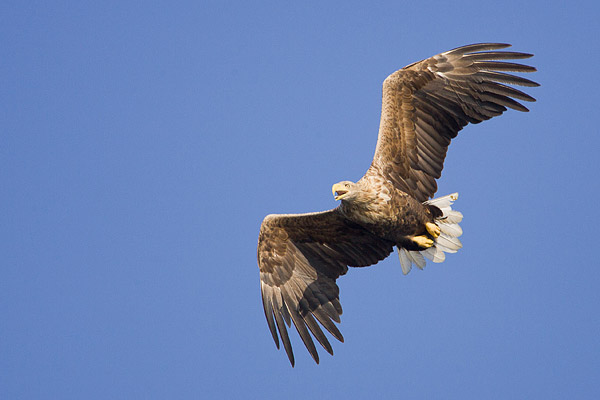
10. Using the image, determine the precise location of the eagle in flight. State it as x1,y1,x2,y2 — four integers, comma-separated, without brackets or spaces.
257,43,538,366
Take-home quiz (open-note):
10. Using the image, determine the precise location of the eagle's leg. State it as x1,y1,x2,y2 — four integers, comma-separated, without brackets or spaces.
425,222,440,238
411,235,434,248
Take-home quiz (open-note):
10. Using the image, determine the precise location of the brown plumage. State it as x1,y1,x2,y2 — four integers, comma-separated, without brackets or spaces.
257,43,538,366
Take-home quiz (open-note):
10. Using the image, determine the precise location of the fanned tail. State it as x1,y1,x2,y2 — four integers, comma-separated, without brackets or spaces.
399,193,463,275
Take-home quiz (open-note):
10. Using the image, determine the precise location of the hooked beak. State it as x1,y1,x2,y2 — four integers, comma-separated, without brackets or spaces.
332,183,348,201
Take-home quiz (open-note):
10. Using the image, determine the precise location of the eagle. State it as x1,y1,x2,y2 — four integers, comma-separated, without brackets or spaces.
257,43,538,366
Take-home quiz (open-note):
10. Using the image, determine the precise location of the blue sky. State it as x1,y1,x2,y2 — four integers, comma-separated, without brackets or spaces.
2,1,599,398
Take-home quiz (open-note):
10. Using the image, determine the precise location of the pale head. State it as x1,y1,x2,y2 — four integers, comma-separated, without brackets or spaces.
332,180,357,201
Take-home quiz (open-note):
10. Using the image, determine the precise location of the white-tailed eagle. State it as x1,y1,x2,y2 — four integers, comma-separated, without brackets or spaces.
257,43,538,366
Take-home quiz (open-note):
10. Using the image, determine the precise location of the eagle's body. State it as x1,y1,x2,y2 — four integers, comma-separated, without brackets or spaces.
256,43,538,366
338,174,436,248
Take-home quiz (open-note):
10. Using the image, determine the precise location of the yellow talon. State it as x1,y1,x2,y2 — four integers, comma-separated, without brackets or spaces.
426,222,440,238
412,235,434,248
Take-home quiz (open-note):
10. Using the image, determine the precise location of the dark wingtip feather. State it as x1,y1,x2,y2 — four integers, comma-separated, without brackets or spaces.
465,51,534,60
293,318,320,364
302,312,333,355
285,296,321,364
475,61,537,73
476,71,539,87
504,98,530,112
446,43,511,55
272,295,295,366
482,82,537,103
313,310,344,343
261,286,280,349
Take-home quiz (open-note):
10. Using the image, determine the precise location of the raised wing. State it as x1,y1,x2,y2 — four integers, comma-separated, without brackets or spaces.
367,43,538,202
258,209,394,366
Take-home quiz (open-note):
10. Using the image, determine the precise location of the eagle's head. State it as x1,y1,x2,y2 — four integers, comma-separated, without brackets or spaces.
332,181,358,201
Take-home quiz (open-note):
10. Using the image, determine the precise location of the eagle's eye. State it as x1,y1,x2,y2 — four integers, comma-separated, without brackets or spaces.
345,183,350,188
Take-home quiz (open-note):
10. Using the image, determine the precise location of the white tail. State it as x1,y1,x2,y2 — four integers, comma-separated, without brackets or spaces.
398,193,463,275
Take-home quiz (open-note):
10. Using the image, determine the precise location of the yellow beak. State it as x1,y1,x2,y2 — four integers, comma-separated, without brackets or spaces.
332,183,348,201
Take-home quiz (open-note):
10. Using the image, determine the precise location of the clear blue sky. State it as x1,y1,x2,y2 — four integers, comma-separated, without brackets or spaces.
2,1,599,399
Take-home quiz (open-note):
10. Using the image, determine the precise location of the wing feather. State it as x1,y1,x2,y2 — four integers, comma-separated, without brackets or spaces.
261,282,279,347
462,51,534,61
258,209,394,366
271,288,294,364
444,42,511,54
366,43,538,201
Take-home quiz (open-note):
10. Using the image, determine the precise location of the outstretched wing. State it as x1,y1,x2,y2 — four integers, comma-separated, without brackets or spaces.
258,209,394,366
367,43,538,202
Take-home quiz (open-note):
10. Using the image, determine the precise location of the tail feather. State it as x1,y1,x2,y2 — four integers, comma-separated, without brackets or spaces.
398,248,413,275
439,222,463,237
435,233,462,253
399,192,463,275
421,246,446,263
425,192,458,209
442,210,463,224
409,251,426,269
398,247,427,274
